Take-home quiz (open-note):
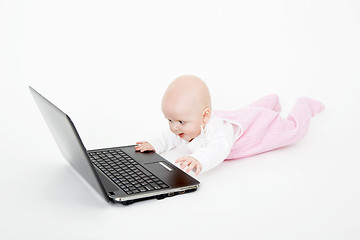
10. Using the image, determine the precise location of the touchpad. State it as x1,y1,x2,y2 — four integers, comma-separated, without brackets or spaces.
145,161,173,173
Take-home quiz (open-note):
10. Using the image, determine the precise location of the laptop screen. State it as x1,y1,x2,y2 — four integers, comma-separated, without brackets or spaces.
29,86,109,202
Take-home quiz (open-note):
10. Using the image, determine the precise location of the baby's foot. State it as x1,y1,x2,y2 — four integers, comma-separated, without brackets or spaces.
300,97,325,117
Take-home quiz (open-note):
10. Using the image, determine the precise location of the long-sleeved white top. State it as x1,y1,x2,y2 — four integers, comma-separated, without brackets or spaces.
148,113,243,173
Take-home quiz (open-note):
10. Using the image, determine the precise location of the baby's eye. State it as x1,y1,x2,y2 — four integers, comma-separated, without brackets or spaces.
179,121,184,124
168,119,172,123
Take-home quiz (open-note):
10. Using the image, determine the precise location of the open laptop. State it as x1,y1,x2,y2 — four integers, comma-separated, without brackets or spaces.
29,86,200,205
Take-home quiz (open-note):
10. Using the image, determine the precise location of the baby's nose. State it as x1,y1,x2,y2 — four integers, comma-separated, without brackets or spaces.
171,122,180,131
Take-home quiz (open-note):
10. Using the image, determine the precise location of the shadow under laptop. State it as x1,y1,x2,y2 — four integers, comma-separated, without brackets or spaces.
42,165,111,208
42,164,191,208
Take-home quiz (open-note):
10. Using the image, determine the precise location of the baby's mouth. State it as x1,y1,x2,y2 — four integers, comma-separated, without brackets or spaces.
179,133,184,138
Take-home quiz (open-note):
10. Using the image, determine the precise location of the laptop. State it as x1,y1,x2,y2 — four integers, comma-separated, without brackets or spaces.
29,86,200,205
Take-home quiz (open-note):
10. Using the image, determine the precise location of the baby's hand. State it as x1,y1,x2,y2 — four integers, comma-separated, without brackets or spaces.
135,141,155,152
175,156,202,176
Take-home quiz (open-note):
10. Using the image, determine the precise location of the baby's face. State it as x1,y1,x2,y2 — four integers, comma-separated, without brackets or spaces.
161,75,211,142
162,104,204,142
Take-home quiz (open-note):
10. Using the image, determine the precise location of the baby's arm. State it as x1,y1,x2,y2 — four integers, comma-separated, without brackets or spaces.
186,121,234,174
135,128,180,153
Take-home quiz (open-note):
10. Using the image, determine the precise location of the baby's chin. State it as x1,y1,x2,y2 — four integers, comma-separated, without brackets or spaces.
179,134,195,142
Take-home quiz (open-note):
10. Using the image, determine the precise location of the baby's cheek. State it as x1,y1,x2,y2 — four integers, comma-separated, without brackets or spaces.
189,126,201,136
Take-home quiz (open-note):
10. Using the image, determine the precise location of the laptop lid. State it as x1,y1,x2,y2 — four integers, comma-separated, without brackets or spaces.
29,86,109,202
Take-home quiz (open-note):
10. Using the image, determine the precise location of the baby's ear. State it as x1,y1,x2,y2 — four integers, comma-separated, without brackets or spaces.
202,108,211,124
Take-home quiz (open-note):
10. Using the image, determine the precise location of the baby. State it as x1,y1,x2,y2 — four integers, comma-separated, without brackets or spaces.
135,75,324,175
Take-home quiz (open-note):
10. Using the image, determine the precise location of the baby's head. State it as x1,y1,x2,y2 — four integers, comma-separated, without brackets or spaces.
161,75,212,142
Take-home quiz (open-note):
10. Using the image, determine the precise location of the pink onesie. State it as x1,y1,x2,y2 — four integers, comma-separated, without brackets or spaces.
214,95,324,160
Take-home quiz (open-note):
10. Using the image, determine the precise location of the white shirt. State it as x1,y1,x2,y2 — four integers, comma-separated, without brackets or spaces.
148,114,242,173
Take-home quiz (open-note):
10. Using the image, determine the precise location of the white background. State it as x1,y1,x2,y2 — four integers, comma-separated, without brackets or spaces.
1,0,360,239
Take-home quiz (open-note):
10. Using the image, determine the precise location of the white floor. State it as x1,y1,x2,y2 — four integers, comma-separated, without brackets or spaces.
1,0,359,239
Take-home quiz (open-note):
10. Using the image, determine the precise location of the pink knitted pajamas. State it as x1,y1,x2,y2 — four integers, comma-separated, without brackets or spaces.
215,95,324,160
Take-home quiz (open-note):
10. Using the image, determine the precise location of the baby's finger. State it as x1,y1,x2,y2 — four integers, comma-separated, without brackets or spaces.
186,162,197,173
140,147,147,152
175,158,186,164
195,165,202,175
178,158,189,167
180,159,192,169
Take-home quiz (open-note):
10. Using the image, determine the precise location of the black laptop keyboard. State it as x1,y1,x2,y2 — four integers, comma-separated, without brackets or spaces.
88,149,169,195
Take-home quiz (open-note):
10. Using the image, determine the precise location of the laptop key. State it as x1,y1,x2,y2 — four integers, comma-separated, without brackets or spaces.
144,185,154,191
150,182,161,190
134,164,152,176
